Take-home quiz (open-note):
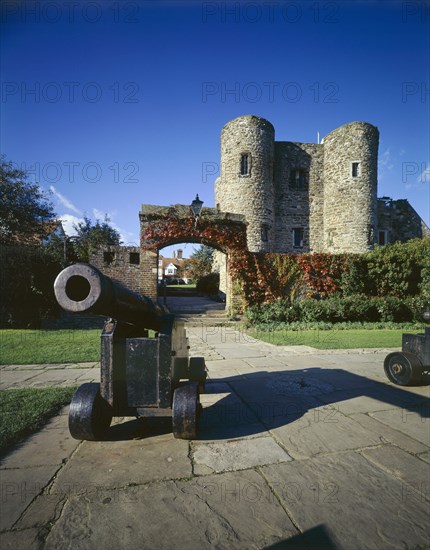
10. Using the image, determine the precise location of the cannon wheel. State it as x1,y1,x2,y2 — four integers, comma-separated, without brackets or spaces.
384,351,424,386
172,381,200,440
69,383,113,440
188,357,207,394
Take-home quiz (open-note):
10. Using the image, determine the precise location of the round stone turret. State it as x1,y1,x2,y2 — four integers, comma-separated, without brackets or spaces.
215,115,275,252
323,121,379,253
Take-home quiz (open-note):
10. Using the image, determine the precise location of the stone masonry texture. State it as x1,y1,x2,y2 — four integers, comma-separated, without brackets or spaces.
215,115,428,254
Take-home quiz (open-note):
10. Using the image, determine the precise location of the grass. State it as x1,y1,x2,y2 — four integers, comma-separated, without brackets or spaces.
249,328,420,349
0,329,100,365
175,284,196,289
0,387,77,453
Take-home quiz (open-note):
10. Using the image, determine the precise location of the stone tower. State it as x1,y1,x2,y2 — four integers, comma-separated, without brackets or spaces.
215,115,275,252
323,122,379,252
214,115,427,276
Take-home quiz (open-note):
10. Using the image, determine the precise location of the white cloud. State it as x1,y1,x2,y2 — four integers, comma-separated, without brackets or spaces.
50,186,81,214
418,163,430,183
91,207,138,245
59,214,84,236
379,149,394,170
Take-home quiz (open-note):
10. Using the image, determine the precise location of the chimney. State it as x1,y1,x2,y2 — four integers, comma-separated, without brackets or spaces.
177,249,183,259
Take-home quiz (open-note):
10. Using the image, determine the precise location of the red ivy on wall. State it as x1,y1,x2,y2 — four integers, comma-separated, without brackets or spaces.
142,216,247,252
142,215,356,306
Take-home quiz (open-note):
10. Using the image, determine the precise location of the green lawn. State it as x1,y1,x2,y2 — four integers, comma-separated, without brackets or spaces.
249,328,418,349
0,329,100,365
0,387,77,453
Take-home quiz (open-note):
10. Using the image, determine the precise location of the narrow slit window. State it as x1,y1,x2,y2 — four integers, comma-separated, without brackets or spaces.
292,228,304,248
261,225,269,242
352,162,360,177
378,230,388,246
240,154,249,176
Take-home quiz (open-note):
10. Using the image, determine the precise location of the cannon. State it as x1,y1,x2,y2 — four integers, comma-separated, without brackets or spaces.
383,311,430,386
54,263,207,440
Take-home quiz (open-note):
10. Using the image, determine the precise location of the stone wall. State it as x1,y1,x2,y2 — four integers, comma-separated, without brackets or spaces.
273,141,324,253
378,198,430,243
90,245,158,300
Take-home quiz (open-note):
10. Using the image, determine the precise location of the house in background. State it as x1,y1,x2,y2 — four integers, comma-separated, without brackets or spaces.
158,249,192,282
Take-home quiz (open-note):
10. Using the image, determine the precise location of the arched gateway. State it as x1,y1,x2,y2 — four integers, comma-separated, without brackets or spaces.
140,203,247,310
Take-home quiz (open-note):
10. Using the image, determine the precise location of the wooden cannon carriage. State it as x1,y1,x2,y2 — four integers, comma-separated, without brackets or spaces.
54,263,207,441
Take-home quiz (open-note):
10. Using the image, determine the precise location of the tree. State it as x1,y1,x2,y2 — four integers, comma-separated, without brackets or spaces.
0,155,56,244
72,215,122,262
187,245,214,281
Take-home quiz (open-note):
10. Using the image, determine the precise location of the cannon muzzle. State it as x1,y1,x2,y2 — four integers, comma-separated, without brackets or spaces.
54,263,165,330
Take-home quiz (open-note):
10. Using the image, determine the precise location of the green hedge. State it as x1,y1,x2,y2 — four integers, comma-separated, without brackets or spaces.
246,294,430,326
196,272,220,294
235,238,430,307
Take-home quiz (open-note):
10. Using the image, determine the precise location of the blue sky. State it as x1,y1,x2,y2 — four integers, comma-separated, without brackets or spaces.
1,0,429,258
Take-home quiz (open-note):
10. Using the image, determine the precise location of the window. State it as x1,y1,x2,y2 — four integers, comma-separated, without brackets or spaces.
292,228,304,248
261,224,269,242
351,161,361,178
240,153,249,176
289,168,307,188
167,268,174,274
103,251,114,265
368,225,374,245
129,252,140,265
378,230,388,246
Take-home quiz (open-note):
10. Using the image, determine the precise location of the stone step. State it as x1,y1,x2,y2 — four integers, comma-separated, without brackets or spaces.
176,313,241,327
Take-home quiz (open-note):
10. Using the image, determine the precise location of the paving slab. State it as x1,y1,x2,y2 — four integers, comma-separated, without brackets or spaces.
192,436,291,475
0,528,42,550
14,492,66,531
317,385,429,415
350,412,429,454
261,451,430,549
210,344,268,359
45,470,298,550
0,425,80,469
0,465,58,530
51,431,192,493
370,405,430,446
418,450,430,463
0,370,41,388
360,445,430,499
1,329,429,549
26,368,97,387
228,376,322,425
268,409,382,459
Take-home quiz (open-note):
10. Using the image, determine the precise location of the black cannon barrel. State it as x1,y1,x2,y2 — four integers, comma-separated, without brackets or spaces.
54,263,166,330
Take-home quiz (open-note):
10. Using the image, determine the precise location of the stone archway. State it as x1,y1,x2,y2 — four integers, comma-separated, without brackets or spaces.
139,204,247,311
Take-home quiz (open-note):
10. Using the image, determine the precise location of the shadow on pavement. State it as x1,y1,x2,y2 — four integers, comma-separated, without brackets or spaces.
263,523,339,550
100,367,429,442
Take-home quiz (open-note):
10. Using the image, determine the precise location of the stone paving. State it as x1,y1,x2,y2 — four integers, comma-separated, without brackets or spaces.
0,325,429,549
